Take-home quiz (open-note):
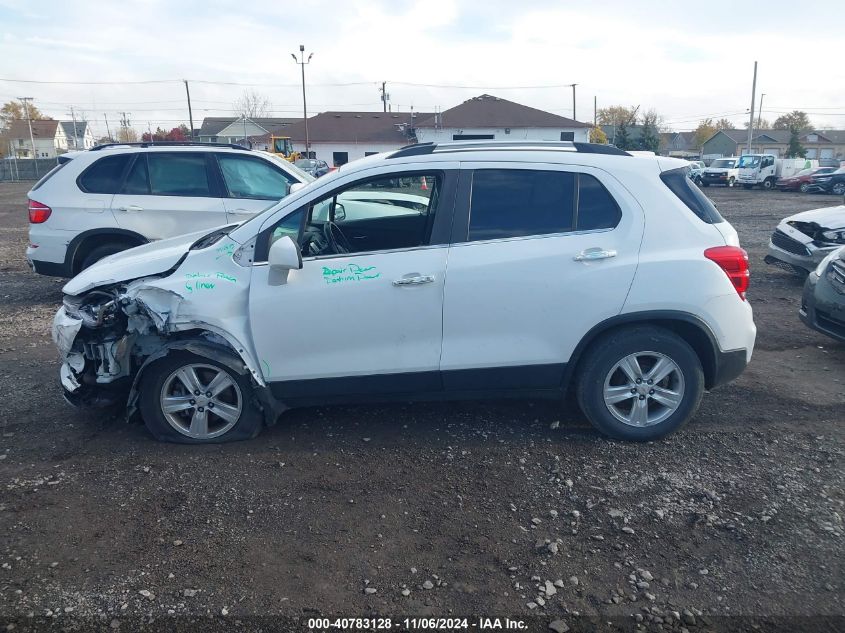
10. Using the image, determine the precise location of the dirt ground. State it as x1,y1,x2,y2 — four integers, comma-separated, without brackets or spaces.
0,181,842,632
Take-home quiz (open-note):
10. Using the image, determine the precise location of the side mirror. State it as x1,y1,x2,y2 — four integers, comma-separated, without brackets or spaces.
268,235,302,271
289,182,306,194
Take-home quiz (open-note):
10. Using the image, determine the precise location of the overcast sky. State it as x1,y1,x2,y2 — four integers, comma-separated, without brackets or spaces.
1,0,843,138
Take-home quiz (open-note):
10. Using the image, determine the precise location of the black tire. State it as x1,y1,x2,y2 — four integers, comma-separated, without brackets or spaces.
832,183,845,196
799,183,810,193
138,351,263,444
762,178,775,190
79,243,132,271
575,326,704,441
728,177,735,187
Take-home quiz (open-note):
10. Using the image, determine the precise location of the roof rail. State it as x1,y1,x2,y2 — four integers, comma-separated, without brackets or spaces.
388,140,630,158
90,141,248,151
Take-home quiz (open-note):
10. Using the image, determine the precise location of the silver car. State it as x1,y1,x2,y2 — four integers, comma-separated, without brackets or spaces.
765,204,845,275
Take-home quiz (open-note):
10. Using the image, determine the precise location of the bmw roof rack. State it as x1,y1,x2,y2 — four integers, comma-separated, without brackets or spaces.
91,141,248,151
389,140,630,159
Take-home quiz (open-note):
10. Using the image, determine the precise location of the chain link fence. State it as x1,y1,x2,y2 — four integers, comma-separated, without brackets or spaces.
0,158,60,182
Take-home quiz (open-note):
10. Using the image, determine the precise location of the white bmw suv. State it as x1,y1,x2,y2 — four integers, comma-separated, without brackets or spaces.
52,141,755,443
26,143,312,277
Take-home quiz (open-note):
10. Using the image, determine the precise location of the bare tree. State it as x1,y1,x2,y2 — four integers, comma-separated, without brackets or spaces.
233,90,272,118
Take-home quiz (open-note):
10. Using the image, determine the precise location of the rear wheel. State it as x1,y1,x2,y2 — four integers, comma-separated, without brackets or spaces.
139,351,263,443
832,182,845,196
78,242,132,271
575,327,704,441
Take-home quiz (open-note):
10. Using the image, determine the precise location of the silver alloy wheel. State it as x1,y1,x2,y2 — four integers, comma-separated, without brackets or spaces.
602,351,685,427
833,183,845,195
159,363,242,440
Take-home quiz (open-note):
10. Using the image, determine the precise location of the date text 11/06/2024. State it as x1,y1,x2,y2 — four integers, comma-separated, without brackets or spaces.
306,617,529,630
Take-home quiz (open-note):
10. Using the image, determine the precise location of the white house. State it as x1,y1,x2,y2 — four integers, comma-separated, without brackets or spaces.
413,94,591,144
56,121,96,151
4,119,59,159
285,111,431,166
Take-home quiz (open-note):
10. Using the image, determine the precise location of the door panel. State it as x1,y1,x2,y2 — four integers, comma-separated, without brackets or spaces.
440,163,644,387
249,248,448,386
111,152,227,239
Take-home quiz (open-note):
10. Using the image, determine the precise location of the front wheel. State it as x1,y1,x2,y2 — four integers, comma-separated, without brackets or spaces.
799,183,810,193
728,177,735,187
138,351,263,443
575,326,704,441
762,178,775,190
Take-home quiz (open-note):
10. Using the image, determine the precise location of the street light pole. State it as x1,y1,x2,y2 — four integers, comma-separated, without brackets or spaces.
746,61,757,155
291,44,313,158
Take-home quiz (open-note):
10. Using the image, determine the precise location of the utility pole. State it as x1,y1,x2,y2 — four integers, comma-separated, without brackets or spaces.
103,113,112,142
18,97,38,176
594,95,597,127
746,61,757,155
380,81,389,113
119,112,131,143
184,80,195,140
571,84,577,120
757,93,766,130
291,44,313,158
69,106,79,150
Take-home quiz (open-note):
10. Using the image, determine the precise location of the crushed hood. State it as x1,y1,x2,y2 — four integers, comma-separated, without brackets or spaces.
62,226,234,296
783,205,845,231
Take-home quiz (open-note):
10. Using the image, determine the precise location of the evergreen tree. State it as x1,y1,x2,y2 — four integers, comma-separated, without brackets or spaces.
614,124,632,151
786,129,806,158
638,120,660,153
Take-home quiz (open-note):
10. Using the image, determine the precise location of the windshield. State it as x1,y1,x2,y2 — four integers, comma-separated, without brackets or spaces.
273,138,292,155
737,156,760,168
711,159,734,169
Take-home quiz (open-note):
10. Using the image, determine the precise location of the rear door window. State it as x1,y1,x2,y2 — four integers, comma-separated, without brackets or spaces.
468,169,575,241
577,174,622,230
147,153,212,197
77,154,132,194
121,155,150,194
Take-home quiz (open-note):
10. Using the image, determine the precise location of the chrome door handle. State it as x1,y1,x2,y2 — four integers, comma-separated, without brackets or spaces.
573,248,617,261
118,205,143,212
393,274,435,286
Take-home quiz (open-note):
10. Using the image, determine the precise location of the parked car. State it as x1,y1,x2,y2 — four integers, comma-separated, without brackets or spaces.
294,158,331,178
687,160,705,185
806,167,845,195
700,157,739,187
765,204,845,274
800,245,845,343
53,140,755,444
776,167,838,193
26,142,314,277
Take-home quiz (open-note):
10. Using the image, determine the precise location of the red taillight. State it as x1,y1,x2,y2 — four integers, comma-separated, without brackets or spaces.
28,200,52,224
705,246,750,300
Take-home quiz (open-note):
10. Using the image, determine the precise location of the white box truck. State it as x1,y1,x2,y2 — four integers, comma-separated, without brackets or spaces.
737,154,818,189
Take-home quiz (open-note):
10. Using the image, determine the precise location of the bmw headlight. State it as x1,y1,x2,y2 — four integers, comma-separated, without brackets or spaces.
820,229,845,244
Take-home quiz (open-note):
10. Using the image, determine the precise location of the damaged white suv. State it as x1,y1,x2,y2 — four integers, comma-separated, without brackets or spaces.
53,141,756,443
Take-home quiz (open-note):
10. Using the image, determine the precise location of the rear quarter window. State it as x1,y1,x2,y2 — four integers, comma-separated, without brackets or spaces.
77,154,132,194
660,167,724,223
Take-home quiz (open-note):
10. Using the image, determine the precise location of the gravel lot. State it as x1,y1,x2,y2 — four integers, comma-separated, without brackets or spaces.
0,181,843,632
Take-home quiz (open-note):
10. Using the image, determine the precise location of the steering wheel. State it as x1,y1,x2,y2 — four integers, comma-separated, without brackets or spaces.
323,222,352,254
